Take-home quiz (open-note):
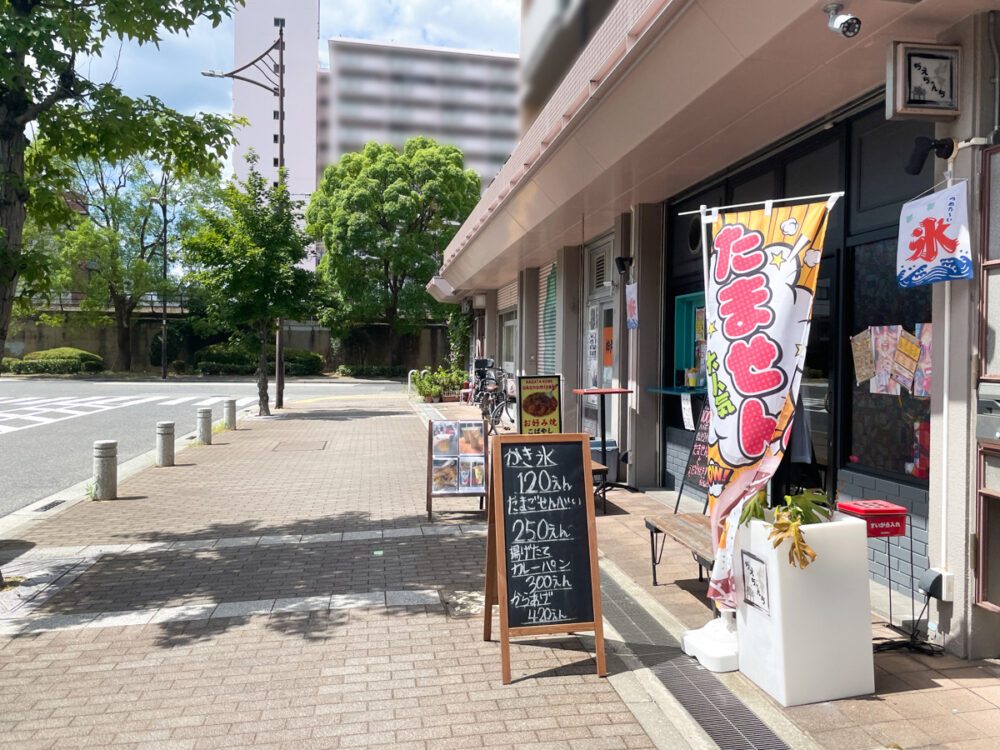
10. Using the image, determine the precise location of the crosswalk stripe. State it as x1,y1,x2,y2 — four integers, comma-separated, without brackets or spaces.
104,396,166,407
93,395,143,404
0,424,16,433
194,397,226,406
160,396,197,406
236,397,257,406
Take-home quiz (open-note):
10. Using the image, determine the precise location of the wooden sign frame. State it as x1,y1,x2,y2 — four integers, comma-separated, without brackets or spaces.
483,432,606,684
426,419,489,521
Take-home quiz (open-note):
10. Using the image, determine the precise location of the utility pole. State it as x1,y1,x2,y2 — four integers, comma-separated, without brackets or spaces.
275,26,285,408
160,173,169,380
203,25,287,408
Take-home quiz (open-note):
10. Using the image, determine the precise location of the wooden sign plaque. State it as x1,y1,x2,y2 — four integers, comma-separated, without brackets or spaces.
483,433,606,684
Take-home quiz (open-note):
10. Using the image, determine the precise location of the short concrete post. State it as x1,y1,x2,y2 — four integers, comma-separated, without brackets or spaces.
156,421,175,467
92,440,117,500
223,399,236,430
197,408,212,445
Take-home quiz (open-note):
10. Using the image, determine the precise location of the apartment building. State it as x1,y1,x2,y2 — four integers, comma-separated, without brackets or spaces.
232,1,519,209
321,38,518,189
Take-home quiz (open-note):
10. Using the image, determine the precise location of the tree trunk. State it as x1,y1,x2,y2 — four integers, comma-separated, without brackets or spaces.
113,303,133,372
0,129,29,379
257,321,270,416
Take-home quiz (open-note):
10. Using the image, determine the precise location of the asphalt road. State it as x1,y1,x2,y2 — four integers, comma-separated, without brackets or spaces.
0,376,405,518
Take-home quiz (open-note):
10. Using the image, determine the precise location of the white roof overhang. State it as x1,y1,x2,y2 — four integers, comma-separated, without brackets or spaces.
430,0,983,297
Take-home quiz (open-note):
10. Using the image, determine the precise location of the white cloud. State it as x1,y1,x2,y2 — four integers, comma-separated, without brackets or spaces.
82,2,519,115
319,0,519,65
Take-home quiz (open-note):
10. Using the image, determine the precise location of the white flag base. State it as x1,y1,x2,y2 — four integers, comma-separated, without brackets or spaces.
681,610,738,672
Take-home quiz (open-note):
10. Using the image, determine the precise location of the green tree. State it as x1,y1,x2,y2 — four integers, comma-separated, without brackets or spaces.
184,154,314,416
55,159,221,371
305,137,480,353
0,0,242,373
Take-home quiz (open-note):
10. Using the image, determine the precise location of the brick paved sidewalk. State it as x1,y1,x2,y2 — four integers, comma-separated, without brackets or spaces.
0,394,661,750
435,400,1000,750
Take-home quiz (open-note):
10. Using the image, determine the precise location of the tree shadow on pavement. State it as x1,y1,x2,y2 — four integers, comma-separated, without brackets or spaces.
14,511,488,647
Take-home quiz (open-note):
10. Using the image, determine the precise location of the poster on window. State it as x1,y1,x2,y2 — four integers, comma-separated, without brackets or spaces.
891,330,922,391
625,283,638,329
897,181,972,288
870,325,901,395
703,197,839,609
850,328,876,385
913,323,933,397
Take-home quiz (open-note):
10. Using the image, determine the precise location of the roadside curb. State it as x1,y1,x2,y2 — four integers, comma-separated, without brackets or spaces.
0,406,255,540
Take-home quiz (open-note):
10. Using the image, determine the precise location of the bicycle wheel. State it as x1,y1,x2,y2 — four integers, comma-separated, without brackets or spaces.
501,397,516,428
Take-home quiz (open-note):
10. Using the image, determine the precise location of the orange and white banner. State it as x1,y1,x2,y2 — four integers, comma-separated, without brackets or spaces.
704,199,837,608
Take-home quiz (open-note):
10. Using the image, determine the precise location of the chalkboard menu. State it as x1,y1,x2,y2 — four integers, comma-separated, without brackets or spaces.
677,402,712,513
484,433,606,684
499,440,593,627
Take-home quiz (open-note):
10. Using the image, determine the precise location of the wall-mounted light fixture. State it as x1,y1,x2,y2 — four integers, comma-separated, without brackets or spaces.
614,256,633,276
472,292,488,309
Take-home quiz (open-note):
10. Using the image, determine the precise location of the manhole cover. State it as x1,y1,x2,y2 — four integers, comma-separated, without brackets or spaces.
272,441,328,452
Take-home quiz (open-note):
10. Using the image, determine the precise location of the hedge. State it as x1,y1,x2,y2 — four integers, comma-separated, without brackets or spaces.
0,357,19,374
194,343,324,376
23,347,103,370
336,364,406,378
7,358,82,374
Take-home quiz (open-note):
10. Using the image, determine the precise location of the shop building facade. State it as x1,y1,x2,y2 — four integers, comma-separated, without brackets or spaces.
429,0,1000,658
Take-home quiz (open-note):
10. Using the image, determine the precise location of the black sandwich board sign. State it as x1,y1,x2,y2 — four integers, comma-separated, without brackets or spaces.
483,432,606,684
676,402,712,513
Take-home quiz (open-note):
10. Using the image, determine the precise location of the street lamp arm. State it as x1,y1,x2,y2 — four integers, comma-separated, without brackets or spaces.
201,34,281,83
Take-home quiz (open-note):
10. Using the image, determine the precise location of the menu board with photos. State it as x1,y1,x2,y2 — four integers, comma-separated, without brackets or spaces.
483,433,606,684
517,375,562,435
426,420,487,520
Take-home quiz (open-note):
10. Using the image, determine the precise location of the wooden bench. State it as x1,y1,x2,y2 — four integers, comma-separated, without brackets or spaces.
644,514,714,586
592,461,609,514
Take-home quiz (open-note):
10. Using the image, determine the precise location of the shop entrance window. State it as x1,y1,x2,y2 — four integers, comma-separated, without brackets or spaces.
500,311,517,375
847,238,932,479
582,302,615,439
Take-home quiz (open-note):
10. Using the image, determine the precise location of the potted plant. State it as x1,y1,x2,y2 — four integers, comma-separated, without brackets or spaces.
430,384,443,402
413,372,433,402
733,491,874,706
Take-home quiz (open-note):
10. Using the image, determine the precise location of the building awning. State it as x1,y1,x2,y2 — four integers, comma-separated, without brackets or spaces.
431,0,981,297
426,275,460,304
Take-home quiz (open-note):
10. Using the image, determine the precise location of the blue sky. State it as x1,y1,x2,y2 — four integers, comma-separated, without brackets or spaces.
83,0,520,119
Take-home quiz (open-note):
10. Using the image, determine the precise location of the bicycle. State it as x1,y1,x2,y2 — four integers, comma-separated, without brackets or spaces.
480,368,516,433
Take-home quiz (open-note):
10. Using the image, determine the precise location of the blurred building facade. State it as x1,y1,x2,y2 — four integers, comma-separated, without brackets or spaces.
231,1,519,208
431,0,1000,660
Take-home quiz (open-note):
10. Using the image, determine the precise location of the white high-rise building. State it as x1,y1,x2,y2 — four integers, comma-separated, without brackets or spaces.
232,0,319,203
231,1,519,209
321,39,518,188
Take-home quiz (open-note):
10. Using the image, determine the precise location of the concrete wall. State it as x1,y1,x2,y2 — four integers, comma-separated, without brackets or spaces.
5,314,177,372
330,324,450,371
6,315,334,372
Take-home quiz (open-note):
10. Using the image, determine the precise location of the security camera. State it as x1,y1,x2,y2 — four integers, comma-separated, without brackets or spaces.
823,3,861,38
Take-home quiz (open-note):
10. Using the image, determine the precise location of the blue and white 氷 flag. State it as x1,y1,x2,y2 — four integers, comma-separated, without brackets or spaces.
897,182,972,288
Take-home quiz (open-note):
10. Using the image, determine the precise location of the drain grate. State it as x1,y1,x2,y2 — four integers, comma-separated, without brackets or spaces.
600,573,788,750
34,500,65,512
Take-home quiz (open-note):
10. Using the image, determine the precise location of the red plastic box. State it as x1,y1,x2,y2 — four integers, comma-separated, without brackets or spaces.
837,499,907,538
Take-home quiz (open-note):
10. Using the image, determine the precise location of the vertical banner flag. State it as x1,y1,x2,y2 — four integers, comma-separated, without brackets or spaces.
625,283,639,329
704,199,837,608
897,182,971,287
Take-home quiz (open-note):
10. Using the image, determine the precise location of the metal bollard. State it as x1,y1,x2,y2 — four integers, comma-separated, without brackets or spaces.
156,421,175,467
197,408,213,445
224,398,236,430
92,440,117,500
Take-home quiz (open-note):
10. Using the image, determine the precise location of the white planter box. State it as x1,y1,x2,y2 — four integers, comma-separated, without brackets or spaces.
735,515,874,707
